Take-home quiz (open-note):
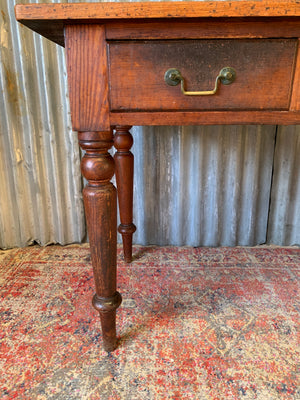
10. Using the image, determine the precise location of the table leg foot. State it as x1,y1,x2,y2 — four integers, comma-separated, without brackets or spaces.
114,126,136,263
118,224,136,263
93,292,122,352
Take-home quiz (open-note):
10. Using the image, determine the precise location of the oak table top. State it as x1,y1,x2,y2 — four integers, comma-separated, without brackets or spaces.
15,1,300,45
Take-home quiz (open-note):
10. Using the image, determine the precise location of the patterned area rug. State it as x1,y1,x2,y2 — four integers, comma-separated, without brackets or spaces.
0,244,299,400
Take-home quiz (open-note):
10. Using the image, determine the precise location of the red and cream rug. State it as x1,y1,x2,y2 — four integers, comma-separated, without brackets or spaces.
0,244,299,399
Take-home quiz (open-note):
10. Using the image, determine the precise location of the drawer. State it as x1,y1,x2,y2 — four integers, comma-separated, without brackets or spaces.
108,39,297,111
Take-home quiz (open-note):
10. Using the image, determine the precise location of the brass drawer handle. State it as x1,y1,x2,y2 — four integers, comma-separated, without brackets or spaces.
164,67,236,96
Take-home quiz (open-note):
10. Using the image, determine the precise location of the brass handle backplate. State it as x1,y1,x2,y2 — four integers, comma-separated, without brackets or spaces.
164,67,236,96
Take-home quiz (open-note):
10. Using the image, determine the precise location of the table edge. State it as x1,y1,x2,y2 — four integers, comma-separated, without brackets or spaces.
15,1,300,21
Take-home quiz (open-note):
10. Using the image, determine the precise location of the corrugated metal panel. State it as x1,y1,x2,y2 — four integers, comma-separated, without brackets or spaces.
0,0,85,249
267,126,300,246
0,0,299,249
131,125,277,246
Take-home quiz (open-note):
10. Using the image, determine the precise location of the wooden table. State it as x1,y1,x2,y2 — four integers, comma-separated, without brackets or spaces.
15,1,300,352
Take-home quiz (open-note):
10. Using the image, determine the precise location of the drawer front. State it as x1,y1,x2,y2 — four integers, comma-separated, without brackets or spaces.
109,39,297,111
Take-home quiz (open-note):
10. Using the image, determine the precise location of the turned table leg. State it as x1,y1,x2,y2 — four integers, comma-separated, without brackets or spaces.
79,131,122,352
114,126,136,263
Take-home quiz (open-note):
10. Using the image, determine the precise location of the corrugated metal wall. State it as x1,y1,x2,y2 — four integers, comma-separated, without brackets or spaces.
0,0,299,249
0,0,85,248
267,126,300,245
131,125,278,246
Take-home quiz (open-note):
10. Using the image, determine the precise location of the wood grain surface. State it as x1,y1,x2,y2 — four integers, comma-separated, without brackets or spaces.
65,24,110,131
15,1,300,21
106,19,300,40
110,111,300,126
114,126,136,264
15,2,300,46
290,39,300,111
79,130,121,352
109,39,297,112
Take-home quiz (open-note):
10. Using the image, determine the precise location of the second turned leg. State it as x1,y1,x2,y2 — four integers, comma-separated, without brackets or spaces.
114,126,136,263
